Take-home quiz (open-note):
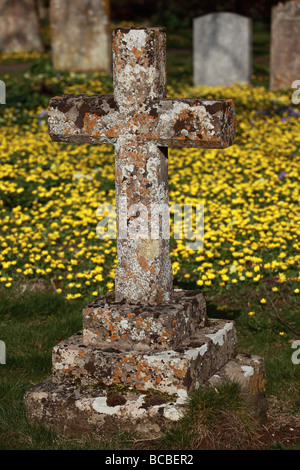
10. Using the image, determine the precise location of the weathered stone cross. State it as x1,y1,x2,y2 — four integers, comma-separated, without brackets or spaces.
48,27,235,305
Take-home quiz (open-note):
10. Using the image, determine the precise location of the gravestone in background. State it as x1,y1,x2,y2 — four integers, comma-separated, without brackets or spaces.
0,0,43,53
193,12,252,87
270,0,300,91
50,0,111,73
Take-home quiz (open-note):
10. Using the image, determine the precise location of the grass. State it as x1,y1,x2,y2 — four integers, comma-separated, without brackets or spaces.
0,21,299,450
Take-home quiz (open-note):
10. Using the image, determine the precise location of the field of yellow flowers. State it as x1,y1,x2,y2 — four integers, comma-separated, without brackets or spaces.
0,64,299,303
0,40,299,449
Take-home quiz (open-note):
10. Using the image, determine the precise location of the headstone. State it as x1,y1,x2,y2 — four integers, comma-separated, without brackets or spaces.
50,0,111,73
193,12,252,87
0,0,43,53
270,0,300,91
24,27,266,438
37,0,48,21
0,340,5,364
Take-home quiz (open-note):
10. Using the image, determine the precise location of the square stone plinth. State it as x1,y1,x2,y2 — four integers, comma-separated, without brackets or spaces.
82,290,207,350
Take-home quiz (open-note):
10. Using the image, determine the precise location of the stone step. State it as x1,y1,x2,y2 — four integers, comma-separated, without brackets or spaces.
52,318,237,394
24,352,266,439
82,289,207,350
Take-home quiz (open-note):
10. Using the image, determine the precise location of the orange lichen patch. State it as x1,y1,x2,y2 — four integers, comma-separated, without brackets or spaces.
137,253,149,272
136,361,150,382
112,365,123,382
110,334,119,342
248,365,266,395
169,363,187,379
123,356,136,364
155,376,162,384
135,384,144,391
78,350,85,358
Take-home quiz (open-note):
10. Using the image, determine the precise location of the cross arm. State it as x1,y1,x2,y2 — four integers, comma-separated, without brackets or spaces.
150,98,235,149
48,94,235,149
48,94,119,144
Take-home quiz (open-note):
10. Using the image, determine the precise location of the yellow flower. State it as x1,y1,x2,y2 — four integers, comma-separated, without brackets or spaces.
260,298,266,304
92,291,98,296
248,311,255,316
272,287,278,292
294,289,299,294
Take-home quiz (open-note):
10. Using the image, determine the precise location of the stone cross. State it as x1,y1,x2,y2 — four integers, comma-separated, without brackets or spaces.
48,27,235,305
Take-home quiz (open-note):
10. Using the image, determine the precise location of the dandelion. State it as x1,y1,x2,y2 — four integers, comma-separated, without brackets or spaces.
260,298,267,304
272,287,278,292
248,311,255,316
294,289,299,294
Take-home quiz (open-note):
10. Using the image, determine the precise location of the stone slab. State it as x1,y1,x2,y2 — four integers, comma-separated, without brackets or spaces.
193,12,252,87
82,289,207,350
270,0,300,90
24,351,266,438
52,319,237,394
24,377,189,438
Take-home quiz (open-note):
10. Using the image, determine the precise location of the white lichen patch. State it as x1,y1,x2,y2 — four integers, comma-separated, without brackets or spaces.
241,365,254,378
92,397,122,415
205,322,233,346
184,343,208,360
122,29,147,50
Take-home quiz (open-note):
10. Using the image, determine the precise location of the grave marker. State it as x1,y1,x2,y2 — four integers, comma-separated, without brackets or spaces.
270,0,300,90
193,13,252,87
50,0,111,73
0,0,43,53
48,27,235,303
24,27,266,437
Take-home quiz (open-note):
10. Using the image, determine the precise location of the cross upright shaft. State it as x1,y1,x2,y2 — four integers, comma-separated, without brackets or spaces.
113,28,173,304
48,27,236,305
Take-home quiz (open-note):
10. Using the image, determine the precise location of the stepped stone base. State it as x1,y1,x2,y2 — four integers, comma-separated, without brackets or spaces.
23,290,267,438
